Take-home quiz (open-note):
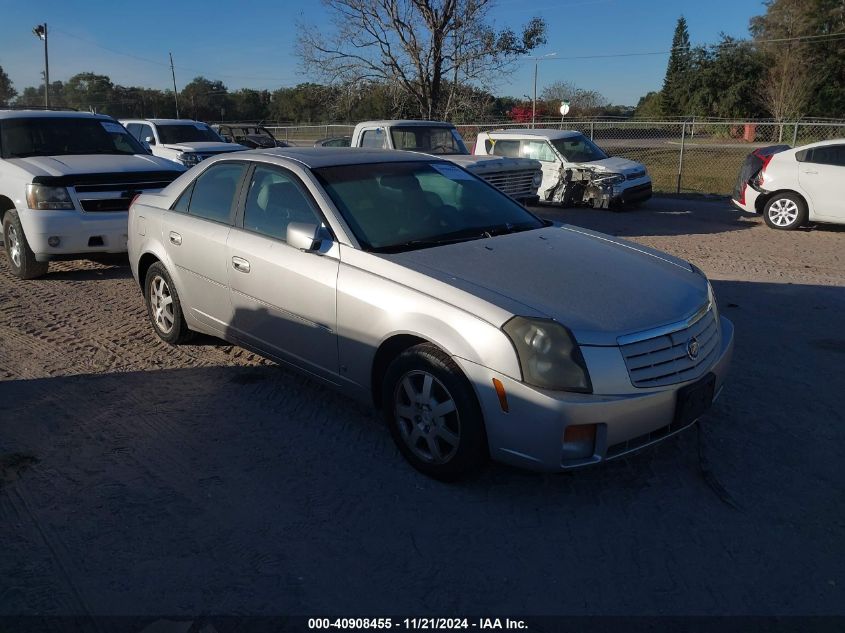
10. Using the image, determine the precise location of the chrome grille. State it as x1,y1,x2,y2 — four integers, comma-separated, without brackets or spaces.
479,170,537,197
619,305,719,388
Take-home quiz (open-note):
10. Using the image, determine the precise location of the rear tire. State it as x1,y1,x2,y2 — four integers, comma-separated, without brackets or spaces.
763,193,807,230
382,343,487,481
2,210,49,279
144,262,193,344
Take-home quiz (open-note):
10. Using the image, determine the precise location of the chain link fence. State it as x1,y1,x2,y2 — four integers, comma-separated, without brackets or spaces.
266,119,845,196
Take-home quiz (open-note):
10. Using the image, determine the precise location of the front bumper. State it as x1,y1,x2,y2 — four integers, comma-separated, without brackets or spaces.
17,208,129,261
455,316,734,472
614,181,652,206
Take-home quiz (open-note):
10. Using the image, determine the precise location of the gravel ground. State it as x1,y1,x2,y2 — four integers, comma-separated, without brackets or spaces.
0,197,843,620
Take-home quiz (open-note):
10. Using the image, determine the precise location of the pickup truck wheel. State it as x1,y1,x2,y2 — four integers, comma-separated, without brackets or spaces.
2,210,49,279
382,343,487,481
144,262,193,344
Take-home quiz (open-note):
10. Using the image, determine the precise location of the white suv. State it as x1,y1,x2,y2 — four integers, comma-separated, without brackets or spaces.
474,129,652,208
732,139,845,230
121,119,247,168
0,109,185,279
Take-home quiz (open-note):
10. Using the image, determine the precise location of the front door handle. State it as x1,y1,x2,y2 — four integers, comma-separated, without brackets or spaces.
169,231,182,245
803,170,819,175
232,256,250,273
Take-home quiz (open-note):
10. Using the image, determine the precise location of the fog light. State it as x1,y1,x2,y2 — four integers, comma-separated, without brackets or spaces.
47,236,60,247
562,424,597,460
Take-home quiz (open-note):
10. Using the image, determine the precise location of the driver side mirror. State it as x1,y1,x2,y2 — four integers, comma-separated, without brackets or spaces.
287,222,322,251
144,136,156,146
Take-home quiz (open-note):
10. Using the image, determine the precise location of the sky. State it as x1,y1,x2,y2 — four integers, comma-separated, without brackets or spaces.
0,0,767,107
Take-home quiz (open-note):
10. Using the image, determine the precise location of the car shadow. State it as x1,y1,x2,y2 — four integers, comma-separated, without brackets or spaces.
531,196,757,238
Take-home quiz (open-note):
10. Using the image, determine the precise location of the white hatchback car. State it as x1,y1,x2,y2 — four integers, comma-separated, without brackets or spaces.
474,129,652,208
732,139,845,230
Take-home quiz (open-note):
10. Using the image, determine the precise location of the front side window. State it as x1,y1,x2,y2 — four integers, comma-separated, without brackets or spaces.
157,123,223,144
389,126,468,155
550,135,608,163
187,162,246,224
313,160,544,252
360,129,385,148
242,165,321,241
0,117,146,158
522,140,557,162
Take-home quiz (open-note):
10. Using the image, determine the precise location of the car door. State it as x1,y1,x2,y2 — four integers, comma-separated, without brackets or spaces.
163,160,248,334
226,163,340,379
522,140,561,196
798,144,845,221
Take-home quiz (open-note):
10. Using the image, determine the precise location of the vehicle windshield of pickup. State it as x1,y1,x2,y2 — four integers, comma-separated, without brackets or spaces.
313,160,544,252
389,126,469,155
550,135,608,163
157,124,223,144
0,117,146,158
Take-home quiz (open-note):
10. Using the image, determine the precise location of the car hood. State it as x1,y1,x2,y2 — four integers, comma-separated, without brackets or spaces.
7,153,184,178
382,225,706,345
572,156,645,175
160,142,246,153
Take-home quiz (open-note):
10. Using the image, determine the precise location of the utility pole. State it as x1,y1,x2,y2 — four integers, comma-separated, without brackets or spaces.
169,52,180,118
531,52,557,128
32,23,49,108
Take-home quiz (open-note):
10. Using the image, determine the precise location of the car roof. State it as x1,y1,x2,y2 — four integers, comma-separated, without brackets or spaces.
120,118,208,125
357,120,455,128
0,109,114,121
243,147,442,168
481,128,584,140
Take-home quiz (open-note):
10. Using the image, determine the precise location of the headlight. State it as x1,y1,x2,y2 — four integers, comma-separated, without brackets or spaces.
25,184,74,210
178,152,201,167
707,280,720,324
600,173,626,185
532,171,542,187
503,317,592,393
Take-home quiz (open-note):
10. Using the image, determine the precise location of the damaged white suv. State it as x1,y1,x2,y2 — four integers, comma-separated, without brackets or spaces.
475,129,652,208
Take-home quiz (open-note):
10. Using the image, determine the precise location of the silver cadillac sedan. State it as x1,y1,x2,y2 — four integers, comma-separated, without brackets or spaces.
128,148,734,480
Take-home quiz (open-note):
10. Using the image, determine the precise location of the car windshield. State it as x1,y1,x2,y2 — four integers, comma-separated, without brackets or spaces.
550,135,608,162
0,117,146,158
390,126,469,155
157,124,223,144
313,160,545,252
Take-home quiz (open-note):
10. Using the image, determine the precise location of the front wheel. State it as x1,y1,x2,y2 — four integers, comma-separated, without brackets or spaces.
763,193,808,230
382,343,487,481
2,210,49,279
144,262,193,344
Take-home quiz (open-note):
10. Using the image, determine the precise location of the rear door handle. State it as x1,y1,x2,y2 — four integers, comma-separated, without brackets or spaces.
803,170,819,175
232,256,250,273
169,231,182,245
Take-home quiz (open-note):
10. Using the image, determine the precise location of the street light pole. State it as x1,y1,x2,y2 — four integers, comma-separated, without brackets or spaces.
32,23,49,108
530,52,557,129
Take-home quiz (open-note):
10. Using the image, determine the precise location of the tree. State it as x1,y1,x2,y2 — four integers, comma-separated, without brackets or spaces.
180,77,228,121
633,91,663,118
0,64,16,106
540,80,608,116
63,72,114,111
298,0,547,120
661,16,692,116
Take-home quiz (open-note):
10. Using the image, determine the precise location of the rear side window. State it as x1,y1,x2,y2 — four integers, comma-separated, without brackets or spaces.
360,129,385,148
171,183,194,213
490,140,520,158
125,123,142,140
805,145,845,167
139,125,155,143
187,162,246,224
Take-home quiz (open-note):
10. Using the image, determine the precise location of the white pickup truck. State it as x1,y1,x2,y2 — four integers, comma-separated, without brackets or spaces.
0,109,185,279
121,118,247,169
349,120,541,204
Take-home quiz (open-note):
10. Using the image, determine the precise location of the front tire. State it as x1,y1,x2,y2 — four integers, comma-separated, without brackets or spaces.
382,343,487,481
763,193,807,230
2,210,49,279
144,262,193,344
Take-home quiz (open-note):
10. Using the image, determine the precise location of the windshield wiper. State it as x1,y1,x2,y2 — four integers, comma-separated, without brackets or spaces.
478,222,538,237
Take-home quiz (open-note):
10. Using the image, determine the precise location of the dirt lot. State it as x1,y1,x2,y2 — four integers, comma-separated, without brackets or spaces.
1,198,843,620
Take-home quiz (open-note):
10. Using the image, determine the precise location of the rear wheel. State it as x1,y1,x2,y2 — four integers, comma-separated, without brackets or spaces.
763,193,807,230
2,210,49,279
382,343,487,481
144,262,193,344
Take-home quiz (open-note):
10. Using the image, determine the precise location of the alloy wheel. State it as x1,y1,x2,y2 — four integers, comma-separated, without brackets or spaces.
6,223,21,268
150,275,175,334
768,198,799,227
394,370,461,464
